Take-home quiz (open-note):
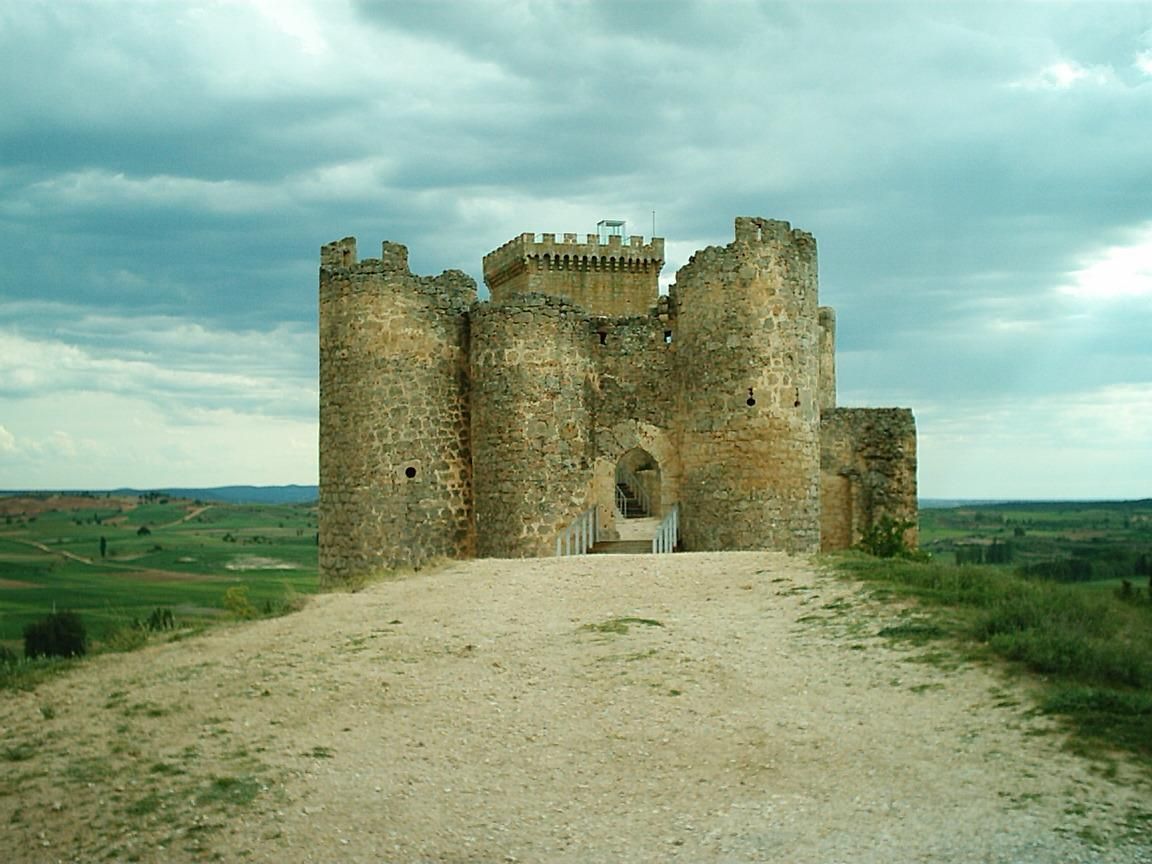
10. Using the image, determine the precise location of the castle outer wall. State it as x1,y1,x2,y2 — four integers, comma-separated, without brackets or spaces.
673,218,822,553
318,217,918,584
318,239,476,586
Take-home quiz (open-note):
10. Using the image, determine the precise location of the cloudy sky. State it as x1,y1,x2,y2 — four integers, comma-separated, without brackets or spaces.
1,0,1149,499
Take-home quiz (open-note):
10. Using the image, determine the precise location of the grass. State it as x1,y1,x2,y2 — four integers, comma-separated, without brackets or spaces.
581,616,664,635
828,551,1152,763
0,494,318,661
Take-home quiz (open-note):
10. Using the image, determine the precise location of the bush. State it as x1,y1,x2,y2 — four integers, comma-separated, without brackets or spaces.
144,607,176,631
222,586,258,619
0,645,17,665
857,516,920,559
24,611,88,659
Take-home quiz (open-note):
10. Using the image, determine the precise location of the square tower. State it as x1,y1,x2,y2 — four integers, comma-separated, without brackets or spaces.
483,229,664,316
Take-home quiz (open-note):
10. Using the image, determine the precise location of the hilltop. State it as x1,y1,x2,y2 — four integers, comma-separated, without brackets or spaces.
2,552,1149,863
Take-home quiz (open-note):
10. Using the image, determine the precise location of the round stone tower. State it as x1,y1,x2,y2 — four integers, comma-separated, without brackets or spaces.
469,294,594,558
318,238,476,586
672,217,822,552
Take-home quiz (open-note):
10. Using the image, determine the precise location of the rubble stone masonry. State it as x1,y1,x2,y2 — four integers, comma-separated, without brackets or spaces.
319,217,918,584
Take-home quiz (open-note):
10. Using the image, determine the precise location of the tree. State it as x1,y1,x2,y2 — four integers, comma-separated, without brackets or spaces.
99,536,107,558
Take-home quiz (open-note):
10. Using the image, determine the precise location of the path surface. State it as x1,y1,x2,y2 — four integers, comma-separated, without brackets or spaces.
2,552,1149,863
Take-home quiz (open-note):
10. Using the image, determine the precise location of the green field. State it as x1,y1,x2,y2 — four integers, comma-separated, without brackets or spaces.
0,493,318,651
919,499,1152,590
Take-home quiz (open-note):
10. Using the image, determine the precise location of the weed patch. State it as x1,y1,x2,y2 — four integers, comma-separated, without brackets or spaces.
581,617,664,635
197,774,262,807
825,551,1152,764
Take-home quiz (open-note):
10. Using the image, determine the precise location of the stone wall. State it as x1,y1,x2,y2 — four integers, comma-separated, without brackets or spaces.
673,218,822,553
318,239,476,586
318,217,918,577
470,295,594,558
483,232,664,316
818,306,837,412
585,303,679,536
820,408,918,551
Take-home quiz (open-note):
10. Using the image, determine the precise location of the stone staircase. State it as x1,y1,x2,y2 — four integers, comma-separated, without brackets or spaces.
615,481,648,518
589,514,660,555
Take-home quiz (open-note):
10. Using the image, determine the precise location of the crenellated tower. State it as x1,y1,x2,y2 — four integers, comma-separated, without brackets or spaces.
483,232,664,316
673,217,822,553
318,238,476,585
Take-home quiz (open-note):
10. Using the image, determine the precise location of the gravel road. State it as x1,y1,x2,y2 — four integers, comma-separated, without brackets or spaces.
2,552,1149,863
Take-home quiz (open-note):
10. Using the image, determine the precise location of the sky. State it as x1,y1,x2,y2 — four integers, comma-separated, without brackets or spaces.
1,0,1150,499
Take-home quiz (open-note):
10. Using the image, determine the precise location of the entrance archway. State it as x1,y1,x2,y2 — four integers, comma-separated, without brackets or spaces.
615,447,661,522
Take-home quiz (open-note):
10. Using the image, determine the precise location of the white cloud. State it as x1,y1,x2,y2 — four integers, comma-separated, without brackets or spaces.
0,322,315,419
1011,60,1115,91
0,425,16,453
918,383,1152,499
1061,222,1152,300
0,391,317,489
19,171,289,216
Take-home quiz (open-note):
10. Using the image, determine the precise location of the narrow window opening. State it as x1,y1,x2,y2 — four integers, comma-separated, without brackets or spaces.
598,331,607,346
404,466,417,479
746,387,756,407
663,330,673,344
793,388,801,408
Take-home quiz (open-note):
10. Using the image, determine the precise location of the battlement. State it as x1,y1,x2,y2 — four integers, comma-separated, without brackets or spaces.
320,237,476,309
320,238,411,274
733,216,815,250
483,233,663,289
483,231,664,316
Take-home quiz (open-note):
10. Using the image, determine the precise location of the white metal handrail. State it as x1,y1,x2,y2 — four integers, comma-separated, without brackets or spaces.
614,465,651,516
652,504,679,554
555,505,598,556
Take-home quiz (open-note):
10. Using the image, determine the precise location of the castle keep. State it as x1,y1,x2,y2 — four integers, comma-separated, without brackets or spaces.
319,217,917,585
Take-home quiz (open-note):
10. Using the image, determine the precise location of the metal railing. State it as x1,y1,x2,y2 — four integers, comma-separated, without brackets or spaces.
614,465,651,516
652,504,679,554
555,505,598,556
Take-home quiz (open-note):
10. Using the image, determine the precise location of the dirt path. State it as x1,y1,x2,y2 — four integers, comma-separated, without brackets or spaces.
156,505,215,530
2,552,1149,863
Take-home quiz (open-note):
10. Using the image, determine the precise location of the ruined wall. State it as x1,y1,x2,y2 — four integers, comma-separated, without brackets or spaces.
318,239,476,585
470,295,594,557
820,408,918,551
673,218,822,553
483,233,664,316
818,306,837,413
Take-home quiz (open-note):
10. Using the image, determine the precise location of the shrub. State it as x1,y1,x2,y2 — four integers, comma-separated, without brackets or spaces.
102,623,149,653
857,516,920,559
222,586,258,619
145,607,176,631
0,645,17,666
24,611,88,659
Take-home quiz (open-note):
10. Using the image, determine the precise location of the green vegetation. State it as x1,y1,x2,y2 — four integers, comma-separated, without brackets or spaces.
0,493,318,666
23,609,87,659
833,500,1152,763
581,616,665,635
920,499,1152,590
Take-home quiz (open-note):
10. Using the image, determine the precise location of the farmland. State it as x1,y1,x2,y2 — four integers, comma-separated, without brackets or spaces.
0,492,317,651
919,499,1152,591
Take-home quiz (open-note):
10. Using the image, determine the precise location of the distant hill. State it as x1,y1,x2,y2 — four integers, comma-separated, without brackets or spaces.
0,485,320,505
146,485,318,504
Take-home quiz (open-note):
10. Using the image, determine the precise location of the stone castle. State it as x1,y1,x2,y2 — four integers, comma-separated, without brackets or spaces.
319,216,917,586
